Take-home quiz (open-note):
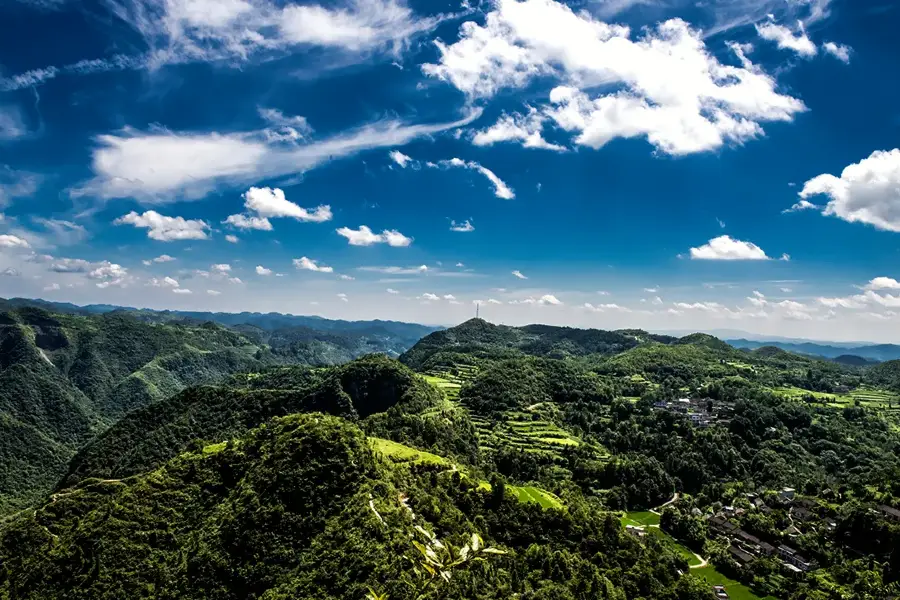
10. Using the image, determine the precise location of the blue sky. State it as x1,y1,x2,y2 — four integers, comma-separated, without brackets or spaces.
2,0,900,341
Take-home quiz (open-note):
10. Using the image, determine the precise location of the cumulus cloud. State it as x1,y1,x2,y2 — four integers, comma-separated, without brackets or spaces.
211,263,232,275
225,234,239,243
88,261,129,288
293,256,334,273
337,225,412,246
799,149,900,232
149,276,181,288
223,214,273,231
115,210,209,241
822,42,851,63
471,109,566,151
782,199,818,214
241,186,331,222
423,0,805,156
0,234,30,248
449,219,474,232
386,288,399,294
866,277,900,291
755,20,817,57
689,235,770,260
539,294,561,305
389,150,413,167
207,289,221,296
44,283,61,292
75,111,478,202
256,265,273,275
584,302,628,312
48,257,91,273
512,270,527,279
420,292,440,301
172,288,193,294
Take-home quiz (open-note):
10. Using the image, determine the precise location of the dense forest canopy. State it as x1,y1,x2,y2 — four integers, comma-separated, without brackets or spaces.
2,313,900,599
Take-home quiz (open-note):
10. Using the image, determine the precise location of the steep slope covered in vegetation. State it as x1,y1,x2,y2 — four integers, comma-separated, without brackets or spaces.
0,413,706,600
61,355,443,487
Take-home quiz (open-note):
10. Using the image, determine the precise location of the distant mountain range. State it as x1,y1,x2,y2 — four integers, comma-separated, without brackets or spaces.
726,338,900,363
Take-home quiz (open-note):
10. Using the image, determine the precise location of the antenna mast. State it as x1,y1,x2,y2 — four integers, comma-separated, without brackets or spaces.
476,302,480,319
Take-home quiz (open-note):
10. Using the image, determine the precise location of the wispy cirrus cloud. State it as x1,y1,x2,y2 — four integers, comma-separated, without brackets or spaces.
73,111,479,202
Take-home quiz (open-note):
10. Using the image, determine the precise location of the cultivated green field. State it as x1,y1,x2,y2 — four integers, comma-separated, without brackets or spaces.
621,511,660,527
773,385,900,413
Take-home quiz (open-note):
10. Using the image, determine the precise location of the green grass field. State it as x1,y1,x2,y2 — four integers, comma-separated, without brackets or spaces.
621,511,660,527
646,528,702,567
694,566,777,600
370,438,448,466
773,385,900,413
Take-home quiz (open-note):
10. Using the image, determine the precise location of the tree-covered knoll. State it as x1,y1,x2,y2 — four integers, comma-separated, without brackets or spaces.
400,318,649,370
0,412,715,600
61,355,468,490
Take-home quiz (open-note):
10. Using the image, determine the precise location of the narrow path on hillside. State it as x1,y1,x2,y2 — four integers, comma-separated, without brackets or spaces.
650,492,679,515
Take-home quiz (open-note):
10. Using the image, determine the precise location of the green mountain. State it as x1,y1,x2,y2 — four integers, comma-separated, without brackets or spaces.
0,411,708,600
0,304,433,514
61,355,445,488
400,318,659,370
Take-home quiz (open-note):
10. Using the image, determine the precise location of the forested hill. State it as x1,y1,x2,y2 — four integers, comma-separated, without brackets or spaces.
0,296,440,346
0,304,433,514
400,318,674,369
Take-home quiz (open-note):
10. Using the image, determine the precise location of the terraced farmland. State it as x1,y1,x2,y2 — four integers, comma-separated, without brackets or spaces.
370,436,563,509
773,385,900,415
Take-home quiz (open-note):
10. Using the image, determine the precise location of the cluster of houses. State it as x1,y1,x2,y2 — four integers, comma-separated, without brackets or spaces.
707,488,824,575
652,397,734,428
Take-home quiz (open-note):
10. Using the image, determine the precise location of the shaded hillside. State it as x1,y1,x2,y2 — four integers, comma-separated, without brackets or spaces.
0,413,696,600
400,318,648,369
728,337,900,362
61,356,443,488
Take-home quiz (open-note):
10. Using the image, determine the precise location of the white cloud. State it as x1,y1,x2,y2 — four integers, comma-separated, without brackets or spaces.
822,42,851,63
487,298,502,305
799,149,900,232
866,277,900,291
337,225,412,246
512,270,527,279
1,267,19,276
456,262,465,268
643,287,658,293
88,261,129,288
223,213,273,231
76,111,478,202
386,288,399,294
293,256,334,273
0,107,27,141
782,199,818,213
228,276,243,284
755,21,817,57
0,234,30,248
44,283,60,292
360,265,428,275
339,274,355,280
31,218,89,246
149,276,181,288
817,296,864,309
450,219,474,232
207,289,221,296
152,254,176,263
443,294,456,300
172,288,193,294
584,302,629,312
424,1,806,156
115,210,209,241
241,186,332,222
431,159,515,199
689,235,769,260
256,265,273,275
539,294,561,305
389,150,413,167
225,234,239,243
471,110,566,151
337,292,349,302
420,292,440,301
211,263,232,275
